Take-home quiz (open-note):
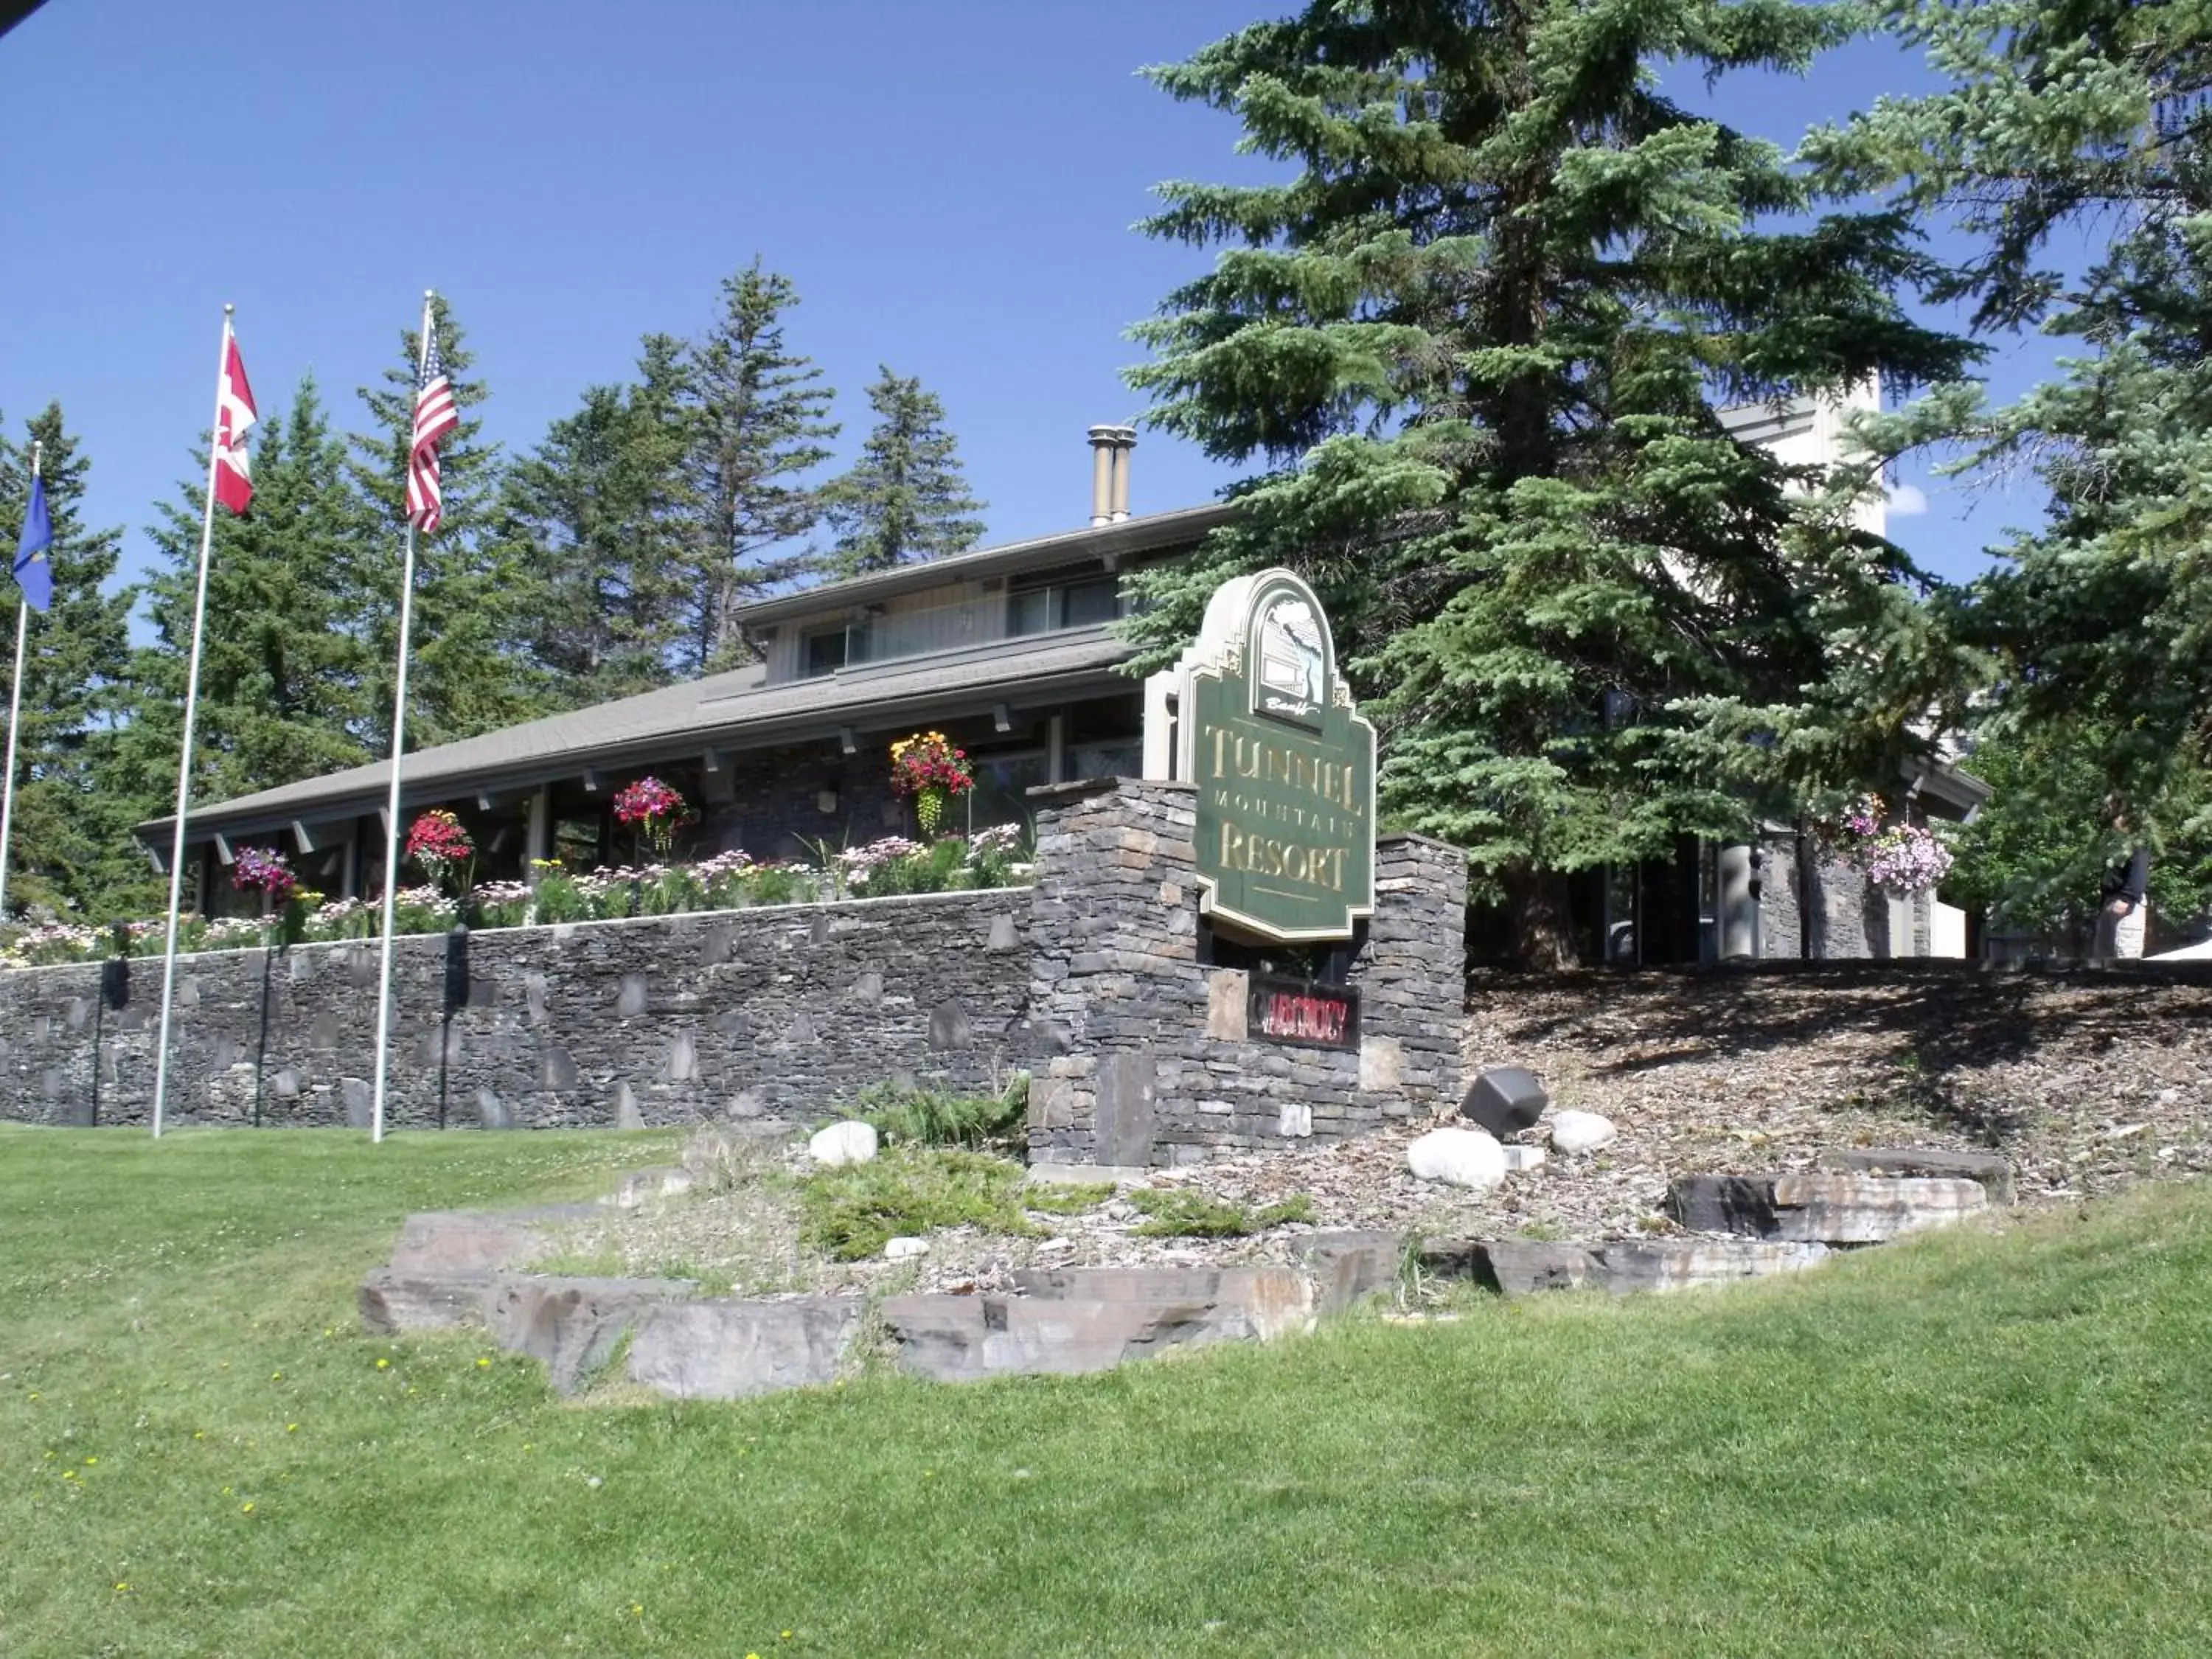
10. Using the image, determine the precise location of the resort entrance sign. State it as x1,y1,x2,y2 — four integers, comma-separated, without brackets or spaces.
1167,569,1377,945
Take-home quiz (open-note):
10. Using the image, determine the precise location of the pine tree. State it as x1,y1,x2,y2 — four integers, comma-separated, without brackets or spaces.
818,366,985,579
131,375,372,813
348,297,549,748
1809,1,2212,844
683,259,838,669
1124,0,1976,964
0,405,150,920
501,334,697,706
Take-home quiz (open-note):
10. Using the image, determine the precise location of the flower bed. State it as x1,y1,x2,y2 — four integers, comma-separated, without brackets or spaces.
0,827,1033,969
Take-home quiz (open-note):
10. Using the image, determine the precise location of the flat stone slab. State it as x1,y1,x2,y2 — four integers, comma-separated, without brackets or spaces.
1667,1173,1989,1243
1818,1146,2017,1206
388,1206,599,1276
487,1274,695,1394
881,1276,1313,1383
1293,1231,1408,1314
358,1267,493,1333
1425,1237,1832,1297
625,1298,859,1399
1009,1265,1316,1340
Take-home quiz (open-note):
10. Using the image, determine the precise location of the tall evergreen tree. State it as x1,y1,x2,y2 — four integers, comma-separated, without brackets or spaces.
348,297,549,748
1809,1,2212,846
131,375,372,812
0,405,149,919
683,259,838,670
818,366,986,579
1124,0,1976,963
501,334,697,706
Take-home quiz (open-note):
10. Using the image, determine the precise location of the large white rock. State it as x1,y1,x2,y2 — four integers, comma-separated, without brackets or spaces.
808,1120,879,1168
1406,1127,1507,1191
883,1236,930,1261
1549,1110,1618,1155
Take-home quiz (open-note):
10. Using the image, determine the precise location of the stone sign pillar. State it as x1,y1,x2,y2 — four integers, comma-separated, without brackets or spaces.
1023,777,1465,1168
1028,565,1463,1169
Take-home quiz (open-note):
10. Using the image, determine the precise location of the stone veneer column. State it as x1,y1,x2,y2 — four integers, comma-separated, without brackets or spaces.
1023,779,1468,1168
1347,832,1467,1116
1024,778,1200,1166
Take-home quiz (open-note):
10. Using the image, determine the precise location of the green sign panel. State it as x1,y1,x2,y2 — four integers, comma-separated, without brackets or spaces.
1178,571,1376,944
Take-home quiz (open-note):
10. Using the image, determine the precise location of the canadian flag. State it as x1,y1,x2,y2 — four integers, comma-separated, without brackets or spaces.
213,333,257,515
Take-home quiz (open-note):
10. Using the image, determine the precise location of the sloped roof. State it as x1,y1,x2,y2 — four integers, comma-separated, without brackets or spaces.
142,627,1135,841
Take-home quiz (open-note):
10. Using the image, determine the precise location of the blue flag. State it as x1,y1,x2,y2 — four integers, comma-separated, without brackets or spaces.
13,475,51,613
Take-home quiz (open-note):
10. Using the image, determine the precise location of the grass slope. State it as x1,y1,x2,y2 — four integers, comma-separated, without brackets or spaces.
4,1126,2210,1657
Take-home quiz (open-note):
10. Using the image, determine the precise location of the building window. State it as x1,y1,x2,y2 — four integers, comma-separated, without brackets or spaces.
1008,572,1121,636
803,627,849,678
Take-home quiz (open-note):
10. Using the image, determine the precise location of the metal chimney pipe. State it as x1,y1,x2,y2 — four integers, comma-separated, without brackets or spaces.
1088,425,1118,527
1108,425,1136,523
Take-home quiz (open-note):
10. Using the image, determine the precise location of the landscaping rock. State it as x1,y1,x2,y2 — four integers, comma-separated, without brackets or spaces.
1009,1265,1317,1341
884,1236,930,1261
808,1120,878,1168
358,1267,492,1333
625,1298,858,1400
1662,1175,1780,1235
1588,1238,1831,1293
1424,1237,1831,1296
880,1282,1304,1383
1818,1146,2017,1206
1548,1110,1617,1154
1668,1173,1988,1243
1406,1127,1506,1190
1293,1230,1408,1314
487,1274,695,1394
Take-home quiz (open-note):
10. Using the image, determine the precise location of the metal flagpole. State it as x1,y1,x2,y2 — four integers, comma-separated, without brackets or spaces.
0,441,43,925
150,307,238,1140
368,291,437,1145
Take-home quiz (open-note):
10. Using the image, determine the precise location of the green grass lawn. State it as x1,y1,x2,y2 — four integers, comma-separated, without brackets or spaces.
4,1125,2211,1658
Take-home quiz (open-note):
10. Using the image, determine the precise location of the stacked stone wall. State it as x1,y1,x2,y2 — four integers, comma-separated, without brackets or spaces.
0,891,1030,1131
1025,778,1466,1166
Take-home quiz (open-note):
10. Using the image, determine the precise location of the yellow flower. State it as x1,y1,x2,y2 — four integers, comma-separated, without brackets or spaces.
240,1502,254,1514
192,1431,204,1440
270,1371,282,1381
286,1423,298,1433
375,1357,390,1370
114,1582,129,1593
476,1357,491,1368
83,1455,97,1464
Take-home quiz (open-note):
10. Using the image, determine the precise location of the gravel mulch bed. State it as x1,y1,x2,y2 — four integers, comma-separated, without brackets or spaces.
540,964,2212,1296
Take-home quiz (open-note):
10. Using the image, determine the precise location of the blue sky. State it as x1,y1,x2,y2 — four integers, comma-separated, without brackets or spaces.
1,1,2069,611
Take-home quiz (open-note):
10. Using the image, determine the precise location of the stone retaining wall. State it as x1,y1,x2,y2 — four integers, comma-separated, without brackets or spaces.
0,890,1031,1130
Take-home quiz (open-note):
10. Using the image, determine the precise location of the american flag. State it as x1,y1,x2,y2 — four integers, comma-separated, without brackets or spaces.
405,329,460,533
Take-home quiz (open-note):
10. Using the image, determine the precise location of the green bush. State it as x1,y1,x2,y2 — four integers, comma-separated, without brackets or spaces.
857,1074,1029,1151
798,1147,1043,1261
1127,1189,1315,1239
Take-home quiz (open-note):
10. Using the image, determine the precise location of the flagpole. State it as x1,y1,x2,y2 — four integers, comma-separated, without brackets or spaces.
368,291,437,1145
0,441,42,925
150,307,237,1141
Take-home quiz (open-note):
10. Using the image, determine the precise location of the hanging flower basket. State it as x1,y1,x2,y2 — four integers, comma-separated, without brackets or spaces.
1826,793,1954,896
888,731,975,835
613,776,697,855
405,809,476,894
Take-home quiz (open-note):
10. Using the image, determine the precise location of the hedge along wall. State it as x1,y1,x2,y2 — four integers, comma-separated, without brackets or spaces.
0,888,1032,1130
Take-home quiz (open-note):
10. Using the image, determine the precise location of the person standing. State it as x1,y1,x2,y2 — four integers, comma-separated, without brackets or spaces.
2095,818,2151,960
